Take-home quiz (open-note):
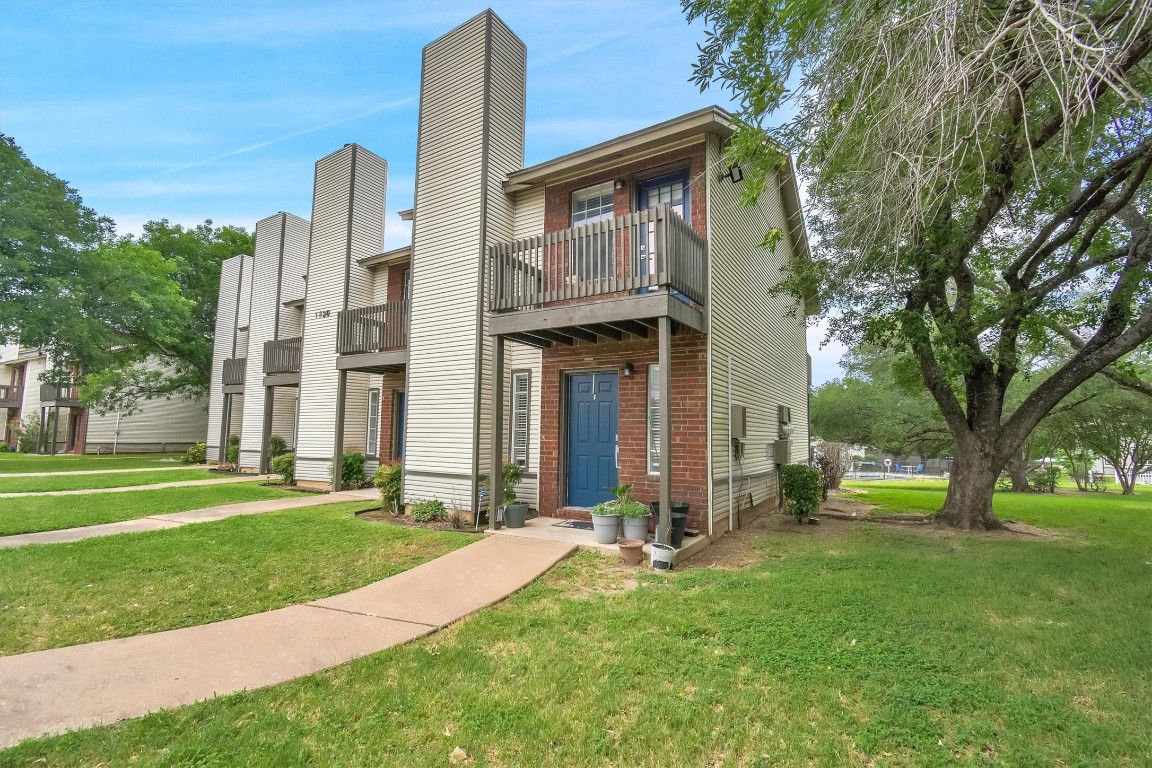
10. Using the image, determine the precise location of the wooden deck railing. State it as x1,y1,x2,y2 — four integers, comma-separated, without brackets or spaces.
488,204,707,312
263,336,302,374
0,384,21,406
222,357,246,387
336,300,408,355
39,384,81,403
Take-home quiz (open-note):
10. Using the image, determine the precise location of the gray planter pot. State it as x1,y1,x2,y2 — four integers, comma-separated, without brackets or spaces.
621,514,650,541
504,503,529,529
590,513,621,544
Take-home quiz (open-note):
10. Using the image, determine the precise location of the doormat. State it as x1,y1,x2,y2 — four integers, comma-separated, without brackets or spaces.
552,520,594,530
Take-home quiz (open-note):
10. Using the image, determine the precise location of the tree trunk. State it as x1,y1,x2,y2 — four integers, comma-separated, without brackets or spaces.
937,449,1004,530
1006,451,1030,493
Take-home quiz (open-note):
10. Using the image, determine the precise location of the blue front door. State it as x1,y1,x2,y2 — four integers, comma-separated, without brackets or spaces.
567,372,618,508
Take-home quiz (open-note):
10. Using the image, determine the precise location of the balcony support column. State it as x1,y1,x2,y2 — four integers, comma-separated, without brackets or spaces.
657,315,672,545
218,394,231,464
487,334,505,531
261,386,275,474
37,406,46,454
50,404,60,456
332,369,348,492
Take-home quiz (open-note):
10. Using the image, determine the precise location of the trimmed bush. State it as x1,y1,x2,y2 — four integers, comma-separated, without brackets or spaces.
334,450,366,488
183,442,207,465
411,499,446,523
15,414,40,453
373,462,403,513
272,452,295,485
1029,465,1061,494
780,464,822,519
224,435,240,465
267,435,288,458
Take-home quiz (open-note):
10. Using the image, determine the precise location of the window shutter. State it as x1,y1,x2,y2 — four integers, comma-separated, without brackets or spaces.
366,389,380,457
511,372,530,468
648,364,660,473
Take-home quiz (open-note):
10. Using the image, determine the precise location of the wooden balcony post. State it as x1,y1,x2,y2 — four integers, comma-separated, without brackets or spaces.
658,315,672,544
261,386,274,474
487,334,505,531
333,369,347,492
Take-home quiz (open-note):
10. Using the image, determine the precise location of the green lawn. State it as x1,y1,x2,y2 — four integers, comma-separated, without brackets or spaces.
0,469,223,494
5,489,1149,765
0,503,474,655
0,452,187,474
0,483,302,536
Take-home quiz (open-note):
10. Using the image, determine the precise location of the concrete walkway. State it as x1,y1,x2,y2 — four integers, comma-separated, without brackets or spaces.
0,535,575,748
0,487,381,549
0,465,205,479
0,473,269,499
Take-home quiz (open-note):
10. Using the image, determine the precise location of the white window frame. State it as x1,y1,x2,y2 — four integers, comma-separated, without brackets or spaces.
571,181,615,226
366,388,380,458
510,371,531,469
647,364,660,474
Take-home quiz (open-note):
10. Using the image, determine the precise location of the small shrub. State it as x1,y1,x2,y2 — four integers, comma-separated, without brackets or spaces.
267,435,288,458
446,509,468,529
617,499,651,518
15,413,40,453
411,499,446,523
183,442,207,464
272,452,295,485
780,464,822,519
1029,465,1061,494
481,462,525,505
330,450,366,488
224,435,240,465
995,474,1013,493
373,462,403,513
0,443,8,452
813,442,850,499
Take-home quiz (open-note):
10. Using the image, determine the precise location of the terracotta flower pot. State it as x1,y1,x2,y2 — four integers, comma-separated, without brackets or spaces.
618,538,645,566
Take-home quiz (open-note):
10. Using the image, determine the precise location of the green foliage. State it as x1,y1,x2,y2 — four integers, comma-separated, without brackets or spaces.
0,443,8,452
224,435,240,465
373,462,403,512
272,453,295,485
591,501,620,517
267,435,288,459
482,462,525,505
1028,465,1061,494
15,413,40,453
616,499,651,518
606,482,634,502
410,499,446,523
182,442,207,465
780,464,822,519
333,451,366,488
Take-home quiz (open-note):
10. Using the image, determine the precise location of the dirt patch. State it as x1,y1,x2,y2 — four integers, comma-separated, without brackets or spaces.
548,553,640,597
356,508,482,535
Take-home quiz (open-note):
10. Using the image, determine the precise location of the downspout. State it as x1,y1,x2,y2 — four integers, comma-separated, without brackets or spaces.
727,356,734,533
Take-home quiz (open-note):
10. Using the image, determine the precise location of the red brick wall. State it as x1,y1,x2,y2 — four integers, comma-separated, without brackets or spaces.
376,371,406,463
385,263,408,305
543,143,709,238
538,330,709,529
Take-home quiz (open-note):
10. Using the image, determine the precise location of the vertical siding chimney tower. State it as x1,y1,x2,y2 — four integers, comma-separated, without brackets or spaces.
295,144,388,484
403,10,526,511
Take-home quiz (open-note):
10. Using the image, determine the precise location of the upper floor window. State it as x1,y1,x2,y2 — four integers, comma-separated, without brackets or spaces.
571,181,615,226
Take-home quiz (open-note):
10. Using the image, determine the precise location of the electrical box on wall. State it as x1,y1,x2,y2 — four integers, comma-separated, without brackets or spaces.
774,439,792,465
730,405,746,439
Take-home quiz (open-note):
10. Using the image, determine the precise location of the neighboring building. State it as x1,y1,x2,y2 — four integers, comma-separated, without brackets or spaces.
0,344,207,454
208,10,811,538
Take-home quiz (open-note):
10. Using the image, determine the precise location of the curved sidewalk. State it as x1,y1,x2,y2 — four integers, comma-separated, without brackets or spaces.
0,535,575,748
0,474,269,499
0,488,380,549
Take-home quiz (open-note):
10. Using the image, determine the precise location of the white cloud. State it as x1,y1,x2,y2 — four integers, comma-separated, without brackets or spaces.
807,319,848,387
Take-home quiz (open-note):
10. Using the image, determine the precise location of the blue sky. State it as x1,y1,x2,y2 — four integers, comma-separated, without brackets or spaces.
0,0,845,383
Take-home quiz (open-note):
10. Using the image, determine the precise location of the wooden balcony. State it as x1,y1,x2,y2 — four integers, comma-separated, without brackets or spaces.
487,204,707,347
335,300,408,373
40,384,81,407
221,357,246,394
262,336,301,387
0,384,21,409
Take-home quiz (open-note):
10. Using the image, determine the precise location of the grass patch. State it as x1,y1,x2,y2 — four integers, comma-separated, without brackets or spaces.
0,503,473,655
0,469,222,494
0,453,187,474
5,493,1150,764
0,483,303,536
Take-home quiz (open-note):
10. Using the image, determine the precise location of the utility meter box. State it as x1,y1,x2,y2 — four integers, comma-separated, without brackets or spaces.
730,405,747,439
774,439,792,465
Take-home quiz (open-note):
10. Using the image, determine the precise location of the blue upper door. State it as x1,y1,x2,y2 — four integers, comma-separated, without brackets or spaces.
567,372,618,508
636,172,689,285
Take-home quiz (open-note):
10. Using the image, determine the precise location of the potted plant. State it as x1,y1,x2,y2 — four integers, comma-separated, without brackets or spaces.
501,463,529,528
618,499,651,541
590,483,632,545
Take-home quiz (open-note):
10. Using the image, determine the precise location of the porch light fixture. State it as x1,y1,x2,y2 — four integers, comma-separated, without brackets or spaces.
622,362,634,377
614,178,625,190
723,165,744,184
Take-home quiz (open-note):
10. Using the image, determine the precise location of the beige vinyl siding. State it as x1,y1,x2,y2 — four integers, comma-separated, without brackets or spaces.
207,255,246,460
19,357,44,416
372,265,389,304
280,305,304,338
269,387,298,449
295,145,388,483
84,395,207,452
706,134,810,530
279,214,310,308
403,11,525,506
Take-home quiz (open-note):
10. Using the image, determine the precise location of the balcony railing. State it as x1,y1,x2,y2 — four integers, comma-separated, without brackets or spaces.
336,300,408,355
40,384,80,403
222,357,246,387
488,204,707,313
0,384,21,407
263,336,302,374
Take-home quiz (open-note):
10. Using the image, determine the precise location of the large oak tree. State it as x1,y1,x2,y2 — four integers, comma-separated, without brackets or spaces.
686,0,1152,528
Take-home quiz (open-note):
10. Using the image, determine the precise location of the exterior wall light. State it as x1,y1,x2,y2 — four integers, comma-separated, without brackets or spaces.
723,165,744,184
622,362,634,377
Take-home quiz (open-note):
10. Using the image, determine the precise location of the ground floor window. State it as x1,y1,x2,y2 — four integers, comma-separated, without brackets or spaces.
648,364,660,474
510,371,530,468
366,388,380,457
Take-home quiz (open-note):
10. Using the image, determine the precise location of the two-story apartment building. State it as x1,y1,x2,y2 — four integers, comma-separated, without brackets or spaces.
208,10,810,541
1,344,207,454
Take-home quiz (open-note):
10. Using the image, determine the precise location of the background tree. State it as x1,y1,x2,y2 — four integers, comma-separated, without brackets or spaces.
0,135,252,413
1046,382,1152,494
687,0,1152,528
